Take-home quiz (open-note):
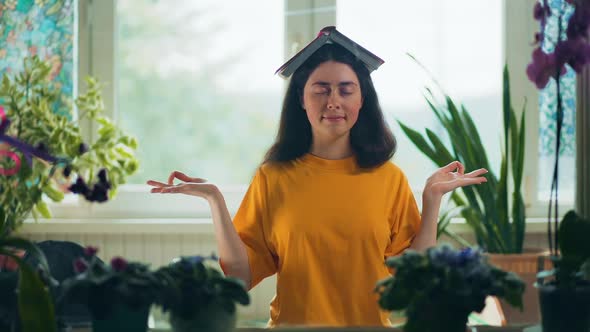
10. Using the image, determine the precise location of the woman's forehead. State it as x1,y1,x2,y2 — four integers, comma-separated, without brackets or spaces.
306,61,359,84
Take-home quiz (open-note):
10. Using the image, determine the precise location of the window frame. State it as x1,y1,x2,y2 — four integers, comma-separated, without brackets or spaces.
48,0,574,221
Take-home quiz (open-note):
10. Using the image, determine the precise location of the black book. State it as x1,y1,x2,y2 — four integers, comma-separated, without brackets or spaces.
275,26,385,79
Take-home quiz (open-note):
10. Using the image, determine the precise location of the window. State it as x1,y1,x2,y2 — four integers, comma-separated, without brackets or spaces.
537,0,576,204
116,0,285,186
336,0,503,191
59,0,573,220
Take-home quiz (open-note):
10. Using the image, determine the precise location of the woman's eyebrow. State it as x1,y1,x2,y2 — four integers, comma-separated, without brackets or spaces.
311,81,358,86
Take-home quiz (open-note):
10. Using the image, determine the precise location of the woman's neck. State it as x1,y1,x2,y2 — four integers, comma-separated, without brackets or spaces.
309,135,353,160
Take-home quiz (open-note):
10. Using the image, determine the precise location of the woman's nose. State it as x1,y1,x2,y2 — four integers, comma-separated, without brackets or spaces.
327,92,341,110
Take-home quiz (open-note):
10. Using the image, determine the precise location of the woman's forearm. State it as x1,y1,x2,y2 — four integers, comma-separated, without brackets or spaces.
409,194,441,251
207,189,252,288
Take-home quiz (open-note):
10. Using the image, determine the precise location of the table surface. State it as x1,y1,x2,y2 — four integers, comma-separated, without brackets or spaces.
71,325,539,332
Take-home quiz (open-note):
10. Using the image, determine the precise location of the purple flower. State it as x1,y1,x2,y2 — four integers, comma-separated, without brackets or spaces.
62,165,72,177
555,38,590,73
87,183,109,202
457,247,482,266
567,5,590,40
526,48,564,89
74,258,88,273
35,142,48,153
97,168,108,185
534,2,550,20
69,177,90,196
78,143,89,155
534,32,544,44
84,246,98,257
111,256,128,272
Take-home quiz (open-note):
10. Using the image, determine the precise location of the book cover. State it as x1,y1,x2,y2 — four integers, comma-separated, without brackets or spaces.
275,26,385,79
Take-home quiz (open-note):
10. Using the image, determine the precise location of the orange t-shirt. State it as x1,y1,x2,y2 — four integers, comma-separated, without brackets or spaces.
230,153,421,327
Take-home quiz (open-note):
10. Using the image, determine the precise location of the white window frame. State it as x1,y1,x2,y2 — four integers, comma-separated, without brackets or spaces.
46,0,573,222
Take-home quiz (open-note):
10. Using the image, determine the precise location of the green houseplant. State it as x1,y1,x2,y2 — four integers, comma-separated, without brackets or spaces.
536,211,590,331
153,255,250,332
375,244,525,332
526,0,590,331
0,237,57,332
399,64,526,254
59,246,159,332
0,55,139,237
0,55,139,331
398,63,542,323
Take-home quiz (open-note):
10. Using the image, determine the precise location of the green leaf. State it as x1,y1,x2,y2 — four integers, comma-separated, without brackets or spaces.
17,261,57,332
397,121,438,162
425,129,455,166
0,237,50,271
34,200,51,219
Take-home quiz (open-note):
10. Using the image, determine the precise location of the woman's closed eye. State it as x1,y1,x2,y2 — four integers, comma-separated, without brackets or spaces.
312,88,355,96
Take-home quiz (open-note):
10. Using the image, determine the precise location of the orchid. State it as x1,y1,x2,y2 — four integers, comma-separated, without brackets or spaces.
526,0,590,266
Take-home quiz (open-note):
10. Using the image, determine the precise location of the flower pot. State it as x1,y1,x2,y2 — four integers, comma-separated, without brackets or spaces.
91,303,150,332
0,271,18,331
405,299,471,332
169,303,237,332
537,283,590,332
487,248,550,324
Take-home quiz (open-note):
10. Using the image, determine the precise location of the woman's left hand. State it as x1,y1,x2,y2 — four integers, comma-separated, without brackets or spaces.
423,161,488,203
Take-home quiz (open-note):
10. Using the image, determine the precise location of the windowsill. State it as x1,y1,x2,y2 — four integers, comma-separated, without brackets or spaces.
16,217,552,235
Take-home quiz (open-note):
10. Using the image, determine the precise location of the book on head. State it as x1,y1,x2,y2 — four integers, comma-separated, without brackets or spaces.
275,26,385,79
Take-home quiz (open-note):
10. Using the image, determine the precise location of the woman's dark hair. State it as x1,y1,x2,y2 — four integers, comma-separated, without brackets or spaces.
263,43,396,169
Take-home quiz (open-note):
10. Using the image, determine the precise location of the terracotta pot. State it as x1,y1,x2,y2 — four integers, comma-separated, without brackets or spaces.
487,248,550,325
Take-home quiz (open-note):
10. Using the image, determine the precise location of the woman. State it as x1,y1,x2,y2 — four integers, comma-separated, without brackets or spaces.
147,28,488,327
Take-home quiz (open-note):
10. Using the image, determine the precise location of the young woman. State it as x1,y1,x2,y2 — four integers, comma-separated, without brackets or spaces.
148,28,488,327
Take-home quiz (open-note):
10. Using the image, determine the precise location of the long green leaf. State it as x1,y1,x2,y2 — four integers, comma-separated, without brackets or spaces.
442,228,473,248
460,107,494,183
397,121,438,161
425,129,455,166
0,237,49,272
496,151,511,252
17,260,57,332
437,205,472,239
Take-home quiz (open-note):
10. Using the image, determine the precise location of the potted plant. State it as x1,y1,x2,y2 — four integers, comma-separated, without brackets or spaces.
398,63,543,322
0,55,139,238
59,246,159,332
526,1,590,331
0,236,57,332
0,55,139,331
536,211,590,331
153,255,250,332
375,244,525,332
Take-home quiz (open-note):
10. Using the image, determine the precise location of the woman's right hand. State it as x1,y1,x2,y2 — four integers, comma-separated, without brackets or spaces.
147,171,220,201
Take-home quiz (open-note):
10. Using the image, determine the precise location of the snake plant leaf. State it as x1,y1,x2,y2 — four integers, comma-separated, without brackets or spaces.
425,128,455,166
397,121,438,161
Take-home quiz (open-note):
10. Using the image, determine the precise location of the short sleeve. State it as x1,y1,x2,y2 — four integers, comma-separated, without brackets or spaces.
229,167,277,289
384,172,422,258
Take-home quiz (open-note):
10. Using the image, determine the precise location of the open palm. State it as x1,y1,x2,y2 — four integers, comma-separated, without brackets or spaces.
147,171,219,200
424,161,488,199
